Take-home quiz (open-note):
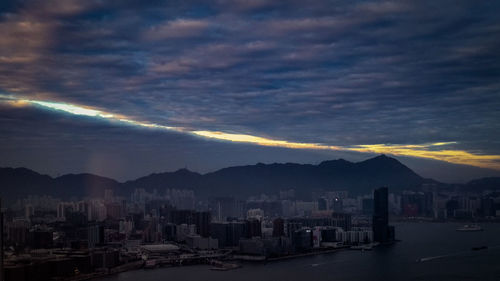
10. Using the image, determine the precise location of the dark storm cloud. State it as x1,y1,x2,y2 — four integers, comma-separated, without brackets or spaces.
1,0,500,179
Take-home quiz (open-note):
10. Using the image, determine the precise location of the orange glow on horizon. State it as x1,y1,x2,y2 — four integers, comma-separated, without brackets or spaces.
1,93,499,171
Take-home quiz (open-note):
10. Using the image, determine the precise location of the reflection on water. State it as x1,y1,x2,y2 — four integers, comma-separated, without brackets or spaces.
98,223,500,281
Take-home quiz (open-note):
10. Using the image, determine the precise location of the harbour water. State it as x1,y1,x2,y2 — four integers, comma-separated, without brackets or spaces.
98,222,500,281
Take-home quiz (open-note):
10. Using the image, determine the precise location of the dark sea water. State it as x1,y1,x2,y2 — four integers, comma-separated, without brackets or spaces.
98,223,500,281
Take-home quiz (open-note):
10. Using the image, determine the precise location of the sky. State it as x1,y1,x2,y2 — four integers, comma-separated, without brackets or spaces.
0,0,500,183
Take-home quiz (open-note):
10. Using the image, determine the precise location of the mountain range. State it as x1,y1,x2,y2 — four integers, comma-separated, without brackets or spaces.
0,155,498,204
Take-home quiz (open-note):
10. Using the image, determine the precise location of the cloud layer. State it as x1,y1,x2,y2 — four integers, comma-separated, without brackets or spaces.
1,0,500,178
1,93,499,170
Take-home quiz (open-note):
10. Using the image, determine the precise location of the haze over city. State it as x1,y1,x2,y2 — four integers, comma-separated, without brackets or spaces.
1,1,500,281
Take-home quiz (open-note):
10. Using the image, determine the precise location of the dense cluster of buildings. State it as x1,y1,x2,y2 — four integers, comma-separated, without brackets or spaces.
1,182,498,280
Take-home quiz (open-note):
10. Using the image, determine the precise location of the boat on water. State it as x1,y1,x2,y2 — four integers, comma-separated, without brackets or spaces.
210,260,241,271
351,245,374,251
471,246,488,251
416,255,447,263
210,263,241,271
144,260,158,269
350,242,378,251
456,224,483,232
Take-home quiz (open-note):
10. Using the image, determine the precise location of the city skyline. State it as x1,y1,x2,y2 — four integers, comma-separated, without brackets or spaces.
2,1,500,280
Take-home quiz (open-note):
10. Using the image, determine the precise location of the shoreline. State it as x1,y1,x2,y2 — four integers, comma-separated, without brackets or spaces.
71,245,358,280
267,246,350,262
61,260,145,281
392,218,500,223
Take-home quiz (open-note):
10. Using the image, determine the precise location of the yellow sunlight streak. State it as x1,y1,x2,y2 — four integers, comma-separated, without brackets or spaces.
1,94,499,170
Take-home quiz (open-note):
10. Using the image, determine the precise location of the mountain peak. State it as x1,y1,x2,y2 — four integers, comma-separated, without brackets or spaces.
357,154,422,181
361,154,399,164
173,168,199,175
0,156,429,202
175,167,191,172
319,158,352,167
370,154,394,161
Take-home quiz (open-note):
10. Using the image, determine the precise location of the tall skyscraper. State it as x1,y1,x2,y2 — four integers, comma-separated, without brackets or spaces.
194,211,211,237
273,218,285,237
245,218,262,238
213,197,239,221
0,198,4,281
104,188,114,202
88,224,105,248
373,187,394,243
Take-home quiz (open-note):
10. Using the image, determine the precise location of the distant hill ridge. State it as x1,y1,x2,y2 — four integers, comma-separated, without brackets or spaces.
0,155,498,203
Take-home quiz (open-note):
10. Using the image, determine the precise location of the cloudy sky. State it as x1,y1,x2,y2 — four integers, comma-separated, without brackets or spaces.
1,0,499,183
